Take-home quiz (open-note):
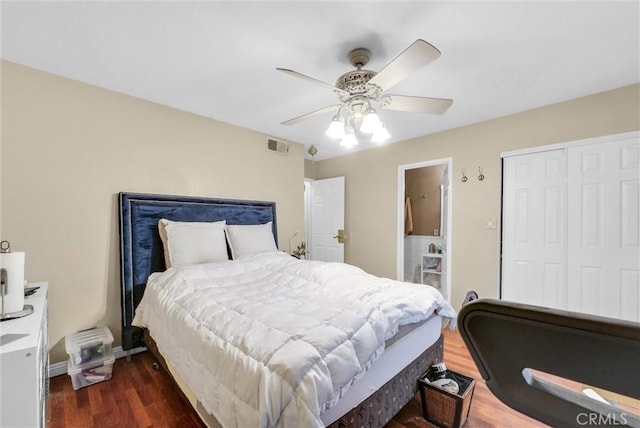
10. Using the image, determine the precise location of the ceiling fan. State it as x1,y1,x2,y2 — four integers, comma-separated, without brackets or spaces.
277,39,453,147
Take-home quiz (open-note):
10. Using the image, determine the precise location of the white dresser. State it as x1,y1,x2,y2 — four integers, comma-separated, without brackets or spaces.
0,282,48,428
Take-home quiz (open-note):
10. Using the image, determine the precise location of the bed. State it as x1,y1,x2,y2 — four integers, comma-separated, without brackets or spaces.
118,192,455,427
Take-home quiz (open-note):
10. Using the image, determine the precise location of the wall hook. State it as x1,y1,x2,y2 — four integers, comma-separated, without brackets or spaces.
478,167,485,181
461,169,468,182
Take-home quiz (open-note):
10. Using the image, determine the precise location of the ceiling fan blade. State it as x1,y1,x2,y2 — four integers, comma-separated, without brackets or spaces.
378,95,453,115
281,104,342,126
277,68,350,96
368,39,441,92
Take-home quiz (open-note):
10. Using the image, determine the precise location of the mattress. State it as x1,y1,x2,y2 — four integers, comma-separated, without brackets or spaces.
149,315,443,427
321,315,442,425
133,252,455,427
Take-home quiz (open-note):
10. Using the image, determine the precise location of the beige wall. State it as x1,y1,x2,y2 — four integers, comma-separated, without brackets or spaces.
316,84,640,310
304,158,318,179
2,58,637,363
0,61,305,363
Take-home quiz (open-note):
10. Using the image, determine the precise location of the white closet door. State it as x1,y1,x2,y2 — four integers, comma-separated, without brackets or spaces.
567,138,640,322
502,149,567,308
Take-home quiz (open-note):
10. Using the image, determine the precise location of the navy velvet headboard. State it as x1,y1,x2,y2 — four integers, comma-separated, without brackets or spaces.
119,192,278,350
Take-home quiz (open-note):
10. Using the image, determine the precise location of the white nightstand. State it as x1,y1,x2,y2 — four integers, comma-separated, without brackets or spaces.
0,282,49,427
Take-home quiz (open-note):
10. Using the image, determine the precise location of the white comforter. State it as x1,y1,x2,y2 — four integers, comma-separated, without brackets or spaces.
132,251,455,428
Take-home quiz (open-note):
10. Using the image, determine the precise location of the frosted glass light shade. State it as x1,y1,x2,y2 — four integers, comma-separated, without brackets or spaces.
325,115,345,139
372,125,391,143
339,126,358,148
339,134,358,148
360,109,381,134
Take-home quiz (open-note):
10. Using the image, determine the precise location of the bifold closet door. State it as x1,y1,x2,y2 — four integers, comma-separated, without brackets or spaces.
567,138,639,322
502,135,640,322
501,149,567,309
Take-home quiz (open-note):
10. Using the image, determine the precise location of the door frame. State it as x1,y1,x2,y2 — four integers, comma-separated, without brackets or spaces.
397,157,453,302
304,178,313,256
499,130,639,158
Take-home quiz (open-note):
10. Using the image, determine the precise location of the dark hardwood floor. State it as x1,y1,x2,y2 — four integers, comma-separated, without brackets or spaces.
47,329,547,427
389,329,545,428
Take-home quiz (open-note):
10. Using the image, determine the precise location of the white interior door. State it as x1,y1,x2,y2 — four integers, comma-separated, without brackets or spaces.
567,138,640,321
502,149,567,308
309,176,345,262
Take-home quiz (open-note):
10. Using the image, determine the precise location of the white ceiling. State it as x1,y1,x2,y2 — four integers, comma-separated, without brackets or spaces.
2,1,638,160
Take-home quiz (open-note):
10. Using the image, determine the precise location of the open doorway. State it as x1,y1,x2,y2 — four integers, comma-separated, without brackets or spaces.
397,158,452,302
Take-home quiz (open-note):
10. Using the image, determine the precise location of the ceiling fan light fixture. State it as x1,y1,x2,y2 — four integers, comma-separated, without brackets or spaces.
371,124,391,144
278,39,451,151
360,108,382,134
339,125,358,148
325,114,345,139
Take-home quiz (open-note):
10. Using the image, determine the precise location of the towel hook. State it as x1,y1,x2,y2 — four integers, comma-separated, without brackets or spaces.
478,167,485,181
461,169,468,183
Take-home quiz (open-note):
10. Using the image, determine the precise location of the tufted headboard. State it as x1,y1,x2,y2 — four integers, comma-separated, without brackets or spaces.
118,192,277,350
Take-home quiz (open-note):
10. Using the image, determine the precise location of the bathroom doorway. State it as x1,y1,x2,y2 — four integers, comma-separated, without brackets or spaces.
397,158,452,302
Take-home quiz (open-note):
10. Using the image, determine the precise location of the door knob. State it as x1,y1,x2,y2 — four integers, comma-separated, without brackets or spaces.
333,229,345,244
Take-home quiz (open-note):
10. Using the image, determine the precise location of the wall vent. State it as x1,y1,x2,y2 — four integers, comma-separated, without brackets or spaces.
267,138,289,155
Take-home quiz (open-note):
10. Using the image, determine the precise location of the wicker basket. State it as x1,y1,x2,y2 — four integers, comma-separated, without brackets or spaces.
418,369,476,428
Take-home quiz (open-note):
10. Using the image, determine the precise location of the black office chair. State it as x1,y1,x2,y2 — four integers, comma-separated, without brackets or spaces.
458,299,640,428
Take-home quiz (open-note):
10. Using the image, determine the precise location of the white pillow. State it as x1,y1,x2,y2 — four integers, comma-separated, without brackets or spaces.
225,222,278,259
158,219,228,268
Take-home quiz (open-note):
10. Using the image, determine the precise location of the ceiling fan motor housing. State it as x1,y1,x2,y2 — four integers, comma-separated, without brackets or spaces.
335,70,380,101
334,47,383,102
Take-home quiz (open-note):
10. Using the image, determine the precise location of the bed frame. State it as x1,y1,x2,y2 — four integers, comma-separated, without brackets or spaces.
119,192,277,350
118,191,443,427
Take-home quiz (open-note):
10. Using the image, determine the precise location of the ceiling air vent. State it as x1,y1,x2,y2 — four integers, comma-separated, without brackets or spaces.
267,138,289,155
